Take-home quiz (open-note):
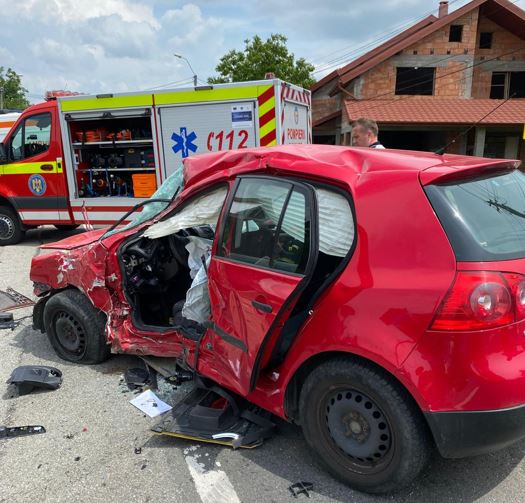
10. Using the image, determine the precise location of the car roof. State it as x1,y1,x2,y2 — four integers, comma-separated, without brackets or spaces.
183,144,519,189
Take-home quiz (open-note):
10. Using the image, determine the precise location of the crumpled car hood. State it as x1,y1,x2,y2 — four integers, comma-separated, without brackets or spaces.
39,229,107,250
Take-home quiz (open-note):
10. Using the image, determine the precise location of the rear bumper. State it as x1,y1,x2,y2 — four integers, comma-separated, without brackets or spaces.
425,403,525,458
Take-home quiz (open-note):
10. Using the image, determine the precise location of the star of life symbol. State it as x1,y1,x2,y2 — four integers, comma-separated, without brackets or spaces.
171,127,198,158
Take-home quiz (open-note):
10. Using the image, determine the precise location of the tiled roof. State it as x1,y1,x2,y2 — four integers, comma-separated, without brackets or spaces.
312,0,525,94
345,98,525,124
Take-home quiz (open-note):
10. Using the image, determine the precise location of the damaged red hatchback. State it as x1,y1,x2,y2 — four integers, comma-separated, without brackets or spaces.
30,144,525,493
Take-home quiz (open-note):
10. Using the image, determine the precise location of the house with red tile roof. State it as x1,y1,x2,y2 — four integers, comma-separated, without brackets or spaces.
312,0,525,162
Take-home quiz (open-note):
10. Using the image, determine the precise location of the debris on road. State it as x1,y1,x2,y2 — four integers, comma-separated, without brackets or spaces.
0,287,35,311
6,365,63,395
124,367,150,390
129,389,172,418
0,312,15,330
289,482,313,498
0,425,46,440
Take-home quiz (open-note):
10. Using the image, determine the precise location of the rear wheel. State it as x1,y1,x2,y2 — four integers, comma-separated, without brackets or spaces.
0,206,25,245
54,224,80,231
299,358,431,494
43,289,110,364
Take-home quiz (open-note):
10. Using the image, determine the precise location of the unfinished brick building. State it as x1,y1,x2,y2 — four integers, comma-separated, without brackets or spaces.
312,0,525,161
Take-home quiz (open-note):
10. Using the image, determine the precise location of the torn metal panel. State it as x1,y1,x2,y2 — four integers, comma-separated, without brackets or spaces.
0,288,35,311
31,241,111,311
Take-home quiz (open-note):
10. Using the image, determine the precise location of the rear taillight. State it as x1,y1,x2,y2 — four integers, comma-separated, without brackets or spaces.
431,271,525,331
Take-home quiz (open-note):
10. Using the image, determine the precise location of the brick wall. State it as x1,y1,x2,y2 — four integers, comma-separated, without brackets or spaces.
355,9,525,101
312,98,340,122
358,11,481,100
408,11,479,55
471,16,525,98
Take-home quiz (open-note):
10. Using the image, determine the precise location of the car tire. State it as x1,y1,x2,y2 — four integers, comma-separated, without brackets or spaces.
0,206,25,245
54,224,80,231
299,357,431,494
43,289,111,364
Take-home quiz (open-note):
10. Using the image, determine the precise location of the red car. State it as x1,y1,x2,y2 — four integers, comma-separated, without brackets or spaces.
30,145,525,493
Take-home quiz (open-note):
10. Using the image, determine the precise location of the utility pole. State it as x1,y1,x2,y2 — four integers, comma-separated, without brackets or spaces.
174,54,197,87
0,87,4,110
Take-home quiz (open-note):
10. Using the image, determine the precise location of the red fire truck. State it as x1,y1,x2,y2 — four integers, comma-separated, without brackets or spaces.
0,80,311,245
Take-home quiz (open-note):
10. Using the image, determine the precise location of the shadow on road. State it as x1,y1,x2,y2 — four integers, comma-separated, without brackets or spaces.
8,323,525,501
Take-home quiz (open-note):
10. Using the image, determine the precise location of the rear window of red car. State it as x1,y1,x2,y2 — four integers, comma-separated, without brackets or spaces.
425,169,525,261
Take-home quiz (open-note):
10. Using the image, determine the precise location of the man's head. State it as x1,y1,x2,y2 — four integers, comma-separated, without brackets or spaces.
351,118,379,147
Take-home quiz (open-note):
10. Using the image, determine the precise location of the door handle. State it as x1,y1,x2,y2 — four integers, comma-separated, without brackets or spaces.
40,164,54,171
252,300,273,313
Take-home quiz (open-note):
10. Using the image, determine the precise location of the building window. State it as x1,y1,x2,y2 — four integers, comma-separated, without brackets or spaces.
490,72,525,99
395,67,435,95
449,25,463,42
480,32,493,49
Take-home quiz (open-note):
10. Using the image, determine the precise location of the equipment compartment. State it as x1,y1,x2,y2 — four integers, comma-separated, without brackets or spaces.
68,115,157,199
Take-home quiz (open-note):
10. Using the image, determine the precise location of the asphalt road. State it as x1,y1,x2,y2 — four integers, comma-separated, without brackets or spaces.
1,226,525,502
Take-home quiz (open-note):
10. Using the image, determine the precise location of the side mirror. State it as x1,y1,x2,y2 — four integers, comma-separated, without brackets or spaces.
0,143,7,163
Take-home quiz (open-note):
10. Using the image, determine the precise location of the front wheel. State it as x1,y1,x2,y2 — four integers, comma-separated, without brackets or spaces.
0,206,25,245
299,358,431,494
43,289,111,364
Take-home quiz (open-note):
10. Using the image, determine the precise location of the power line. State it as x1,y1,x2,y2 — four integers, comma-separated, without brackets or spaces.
313,0,522,77
144,77,195,90
435,92,517,154
311,0,463,72
341,45,525,118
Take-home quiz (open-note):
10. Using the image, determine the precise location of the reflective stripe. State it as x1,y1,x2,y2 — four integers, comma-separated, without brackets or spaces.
60,94,154,112
2,161,58,174
72,211,130,222
19,210,60,221
154,85,264,105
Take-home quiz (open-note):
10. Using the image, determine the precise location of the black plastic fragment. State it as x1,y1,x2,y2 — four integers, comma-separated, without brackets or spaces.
6,365,63,395
0,312,15,330
0,425,46,439
124,368,150,390
289,482,313,498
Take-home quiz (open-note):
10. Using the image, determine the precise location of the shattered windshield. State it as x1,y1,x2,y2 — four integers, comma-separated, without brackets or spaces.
103,166,184,238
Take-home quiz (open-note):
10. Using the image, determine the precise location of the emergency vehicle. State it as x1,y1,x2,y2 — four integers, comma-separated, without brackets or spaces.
0,80,311,245
0,112,21,141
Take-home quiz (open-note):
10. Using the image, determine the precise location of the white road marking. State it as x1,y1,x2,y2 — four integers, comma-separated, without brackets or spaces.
185,449,241,503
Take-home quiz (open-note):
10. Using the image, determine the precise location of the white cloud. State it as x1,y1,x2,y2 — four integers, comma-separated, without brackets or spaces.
0,0,523,103
0,0,159,27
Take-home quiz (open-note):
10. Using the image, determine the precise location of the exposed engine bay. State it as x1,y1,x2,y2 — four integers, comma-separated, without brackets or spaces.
120,225,214,331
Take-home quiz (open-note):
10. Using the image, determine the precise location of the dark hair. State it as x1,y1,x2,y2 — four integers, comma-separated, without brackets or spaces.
352,117,378,137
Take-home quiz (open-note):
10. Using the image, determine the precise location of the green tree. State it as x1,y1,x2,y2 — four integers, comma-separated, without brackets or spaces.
208,34,315,89
0,67,29,109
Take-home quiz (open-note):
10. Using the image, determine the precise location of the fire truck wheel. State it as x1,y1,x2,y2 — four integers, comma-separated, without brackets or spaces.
43,289,111,364
0,206,25,246
299,358,431,494
54,224,80,231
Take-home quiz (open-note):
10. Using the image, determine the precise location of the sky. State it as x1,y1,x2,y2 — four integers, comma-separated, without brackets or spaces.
0,0,523,103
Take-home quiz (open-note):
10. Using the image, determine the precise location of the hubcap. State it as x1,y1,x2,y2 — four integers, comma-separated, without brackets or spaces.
325,389,392,465
0,215,15,240
54,312,86,355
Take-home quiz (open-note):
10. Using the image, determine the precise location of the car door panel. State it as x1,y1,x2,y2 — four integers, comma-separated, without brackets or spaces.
203,176,318,396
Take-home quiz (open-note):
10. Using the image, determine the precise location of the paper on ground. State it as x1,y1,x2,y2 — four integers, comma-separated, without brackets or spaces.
129,389,172,418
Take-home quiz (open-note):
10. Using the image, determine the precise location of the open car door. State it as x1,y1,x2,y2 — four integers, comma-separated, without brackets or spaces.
203,176,318,396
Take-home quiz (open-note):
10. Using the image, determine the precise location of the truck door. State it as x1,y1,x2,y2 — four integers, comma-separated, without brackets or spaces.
157,101,257,177
204,176,318,396
282,100,309,144
1,107,66,224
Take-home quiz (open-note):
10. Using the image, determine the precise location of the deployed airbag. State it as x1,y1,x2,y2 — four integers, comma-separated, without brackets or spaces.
144,187,227,240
